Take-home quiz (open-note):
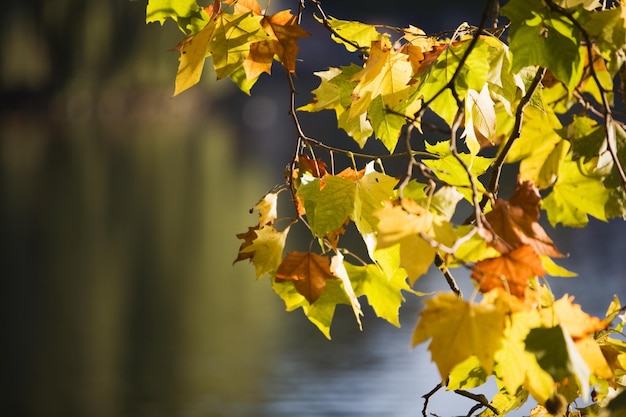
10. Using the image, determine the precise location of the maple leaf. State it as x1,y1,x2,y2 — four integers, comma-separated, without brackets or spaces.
297,162,397,243
506,106,566,189
348,39,415,123
146,0,209,33
472,245,547,298
243,9,310,80
423,140,493,202
252,192,278,226
463,85,497,155
173,11,266,95
234,225,289,279
275,251,337,303
272,277,350,339
375,198,456,284
551,295,608,340
484,181,563,258
330,252,363,329
412,293,507,381
298,154,328,178
493,307,557,404
344,262,413,327
224,0,261,15
298,65,374,146
315,15,382,52
542,156,611,227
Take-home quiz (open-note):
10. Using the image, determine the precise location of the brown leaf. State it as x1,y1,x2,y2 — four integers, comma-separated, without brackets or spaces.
244,41,277,80
485,181,563,258
298,154,328,178
275,251,337,303
233,226,259,263
472,244,547,298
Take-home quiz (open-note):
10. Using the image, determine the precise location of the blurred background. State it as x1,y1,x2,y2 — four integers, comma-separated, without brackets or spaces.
1,1,624,417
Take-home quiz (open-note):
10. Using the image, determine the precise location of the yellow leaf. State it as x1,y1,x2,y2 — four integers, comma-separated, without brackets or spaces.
575,337,613,380
493,308,556,403
375,199,455,284
349,39,415,119
330,252,363,330
234,225,289,279
173,19,217,96
412,293,507,380
252,192,278,226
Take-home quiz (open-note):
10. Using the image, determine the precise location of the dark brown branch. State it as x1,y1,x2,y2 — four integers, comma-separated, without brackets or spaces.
475,66,547,216
421,381,444,417
454,390,500,416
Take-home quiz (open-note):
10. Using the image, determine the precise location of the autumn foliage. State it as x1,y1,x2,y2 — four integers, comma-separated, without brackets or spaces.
146,0,626,415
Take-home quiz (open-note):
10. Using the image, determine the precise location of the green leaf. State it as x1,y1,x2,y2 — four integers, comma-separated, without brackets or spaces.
413,38,492,125
423,140,493,202
367,95,406,152
146,0,202,29
503,0,585,91
505,106,565,189
524,325,591,401
272,277,350,339
314,15,382,52
478,387,528,417
345,262,412,327
542,156,610,227
297,174,355,237
299,65,373,146
207,12,266,80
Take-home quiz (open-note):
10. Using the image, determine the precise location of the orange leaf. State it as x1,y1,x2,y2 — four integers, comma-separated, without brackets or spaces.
258,10,310,74
223,0,262,15
298,154,328,178
472,244,546,298
485,181,563,258
275,251,337,303
244,41,276,80
553,295,608,340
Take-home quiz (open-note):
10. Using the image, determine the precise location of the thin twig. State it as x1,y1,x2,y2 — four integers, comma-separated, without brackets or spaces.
477,66,547,214
454,390,500,415
422,382,444,417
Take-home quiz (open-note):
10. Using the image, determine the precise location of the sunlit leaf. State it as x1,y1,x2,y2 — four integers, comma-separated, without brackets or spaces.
234,225,290,279
275,251,337,303
412,293,507,380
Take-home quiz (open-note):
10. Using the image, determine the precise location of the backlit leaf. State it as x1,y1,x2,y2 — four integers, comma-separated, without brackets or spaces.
472,244,547,298
503,0,585,91
275,251,337,303
412,293,507,380
330,252,363,329
542,156,610,227
345,262,412,327
316,16,382,52
375,199,456,284
234,225,290,279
